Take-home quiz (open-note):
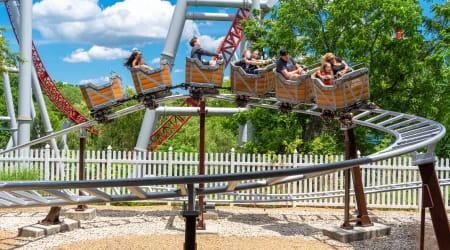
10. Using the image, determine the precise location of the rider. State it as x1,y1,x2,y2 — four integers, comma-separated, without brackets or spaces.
276,48,307,80
316,62,334,86
235,50,272,74
190,37,221,66
124,49,153,71
322,52,350,77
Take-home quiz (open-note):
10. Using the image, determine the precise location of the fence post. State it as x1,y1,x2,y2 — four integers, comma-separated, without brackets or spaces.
230,148,235,206
106,145,112,195
292,149,298,208
168,147,173,206
44,144,50,181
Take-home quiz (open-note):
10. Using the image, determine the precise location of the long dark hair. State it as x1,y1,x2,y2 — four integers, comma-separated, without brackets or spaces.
124,50,140,68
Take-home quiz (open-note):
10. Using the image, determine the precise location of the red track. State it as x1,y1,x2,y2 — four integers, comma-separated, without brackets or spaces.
148,9,249,151
5,1,97,134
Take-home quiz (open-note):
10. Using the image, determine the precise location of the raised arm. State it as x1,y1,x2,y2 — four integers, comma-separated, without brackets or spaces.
197,48,219,57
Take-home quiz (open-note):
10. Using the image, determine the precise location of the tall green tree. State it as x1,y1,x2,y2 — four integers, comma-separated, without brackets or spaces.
242,0,449,156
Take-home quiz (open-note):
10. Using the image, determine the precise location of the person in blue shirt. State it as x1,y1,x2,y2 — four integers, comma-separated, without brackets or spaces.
276,48,307,80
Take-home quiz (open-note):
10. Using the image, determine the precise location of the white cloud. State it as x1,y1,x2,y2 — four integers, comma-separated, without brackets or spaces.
174,68,183,73
196,35,225,53
33,0,198,46
79,75,110,85
151,57,160,64
63,45,131,63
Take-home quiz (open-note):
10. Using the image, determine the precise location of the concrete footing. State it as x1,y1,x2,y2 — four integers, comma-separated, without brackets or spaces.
64,208,97,221
203,210,219,220
197,222,219,235
322,223,391,243
19,219,80,237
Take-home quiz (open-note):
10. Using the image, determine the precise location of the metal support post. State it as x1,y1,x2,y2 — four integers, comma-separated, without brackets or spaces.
17,0,33,147
182,184,199,250
341,168,353,230
161,0,188,68
417,161,450,249
135,109,158,152
76,129,87,211
344,127,372,227
2,72,18,146
31,68,58,151
197,98,206,230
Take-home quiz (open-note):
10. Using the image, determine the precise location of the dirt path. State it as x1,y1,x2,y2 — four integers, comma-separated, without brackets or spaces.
54,235,334,250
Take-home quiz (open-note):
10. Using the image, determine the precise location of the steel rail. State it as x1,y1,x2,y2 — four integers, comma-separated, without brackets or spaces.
0,92,445,209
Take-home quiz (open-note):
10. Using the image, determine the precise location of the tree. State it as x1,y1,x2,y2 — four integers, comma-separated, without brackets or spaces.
242,0,449,157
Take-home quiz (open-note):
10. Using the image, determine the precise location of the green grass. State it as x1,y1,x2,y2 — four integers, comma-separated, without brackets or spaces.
0,168,40,181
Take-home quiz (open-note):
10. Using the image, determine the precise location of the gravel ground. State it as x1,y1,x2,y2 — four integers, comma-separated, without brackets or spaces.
0,205,439,250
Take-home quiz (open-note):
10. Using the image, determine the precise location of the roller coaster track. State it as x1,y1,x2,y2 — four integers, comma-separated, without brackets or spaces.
148,8,249,151
4,0,97,134
0,93,445,208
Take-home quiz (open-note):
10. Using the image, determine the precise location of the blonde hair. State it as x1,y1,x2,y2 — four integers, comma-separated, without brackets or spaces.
322,53,335,63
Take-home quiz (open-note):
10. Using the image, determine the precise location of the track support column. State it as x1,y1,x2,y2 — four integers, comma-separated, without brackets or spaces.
76,129,87,211
183,184,200,250
344,127,372,227
17,0,33,148
197,98,206,230
413,153,450,250
340,114,372,228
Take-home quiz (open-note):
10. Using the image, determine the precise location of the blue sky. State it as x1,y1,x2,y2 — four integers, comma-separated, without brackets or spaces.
0,0,234,87
0,0,445,88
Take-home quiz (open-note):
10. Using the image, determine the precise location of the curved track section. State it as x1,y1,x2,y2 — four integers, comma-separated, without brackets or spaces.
0,93,445,208
4,0,96,134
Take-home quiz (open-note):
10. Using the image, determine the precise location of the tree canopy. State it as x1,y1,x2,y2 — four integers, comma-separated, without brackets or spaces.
242,0,449,156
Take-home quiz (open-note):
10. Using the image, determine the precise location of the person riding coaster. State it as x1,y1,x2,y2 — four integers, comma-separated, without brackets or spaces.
276,48,308,80
235,50,273,74
124,49,153,71
322,52,351,78
189,37,223,66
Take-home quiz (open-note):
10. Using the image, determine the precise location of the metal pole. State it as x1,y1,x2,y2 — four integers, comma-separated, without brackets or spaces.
197,98,206,230
161,0,188,68
76,129,87,211
135,109,158,152
419,184,426,250
186,12,236,21
341,168,353,229
417,162,450,249
17,0,33,148
31,68,58,151
8,0,58,150
183,184,199,250
2,72,18,146
344,128,372,227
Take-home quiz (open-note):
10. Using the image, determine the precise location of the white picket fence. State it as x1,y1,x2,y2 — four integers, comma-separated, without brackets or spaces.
1,145,449,209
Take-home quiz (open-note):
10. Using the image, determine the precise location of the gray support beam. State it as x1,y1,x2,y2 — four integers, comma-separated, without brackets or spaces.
187,0,273,9
31,69,58,151
160,0,188,68
135,109,159,152
17,0,33,147
156,106,248,116
2,72,18,146
8,0,58,150
186,12,236,21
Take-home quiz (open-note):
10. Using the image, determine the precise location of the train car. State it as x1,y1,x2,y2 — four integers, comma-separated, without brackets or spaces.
131,64,172,98
185,58,224,89
274,70,316,107
230,62,276,98
80,74,125,113
312,67,370,111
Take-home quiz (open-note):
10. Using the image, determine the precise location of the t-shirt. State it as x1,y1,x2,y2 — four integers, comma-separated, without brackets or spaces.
276,57,296,74
235,58,257,74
